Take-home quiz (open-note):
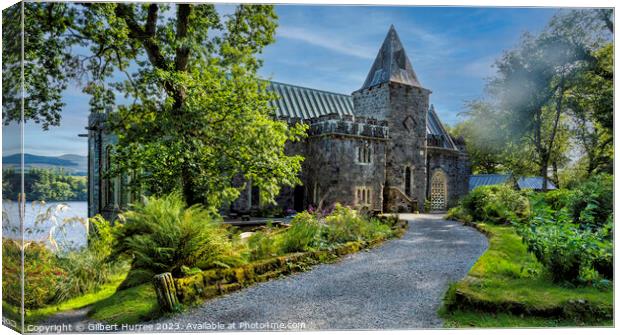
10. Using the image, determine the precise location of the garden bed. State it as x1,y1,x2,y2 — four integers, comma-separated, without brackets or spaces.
441,221,613,326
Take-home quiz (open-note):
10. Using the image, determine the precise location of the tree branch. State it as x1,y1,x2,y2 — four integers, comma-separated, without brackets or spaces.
115,4,167,70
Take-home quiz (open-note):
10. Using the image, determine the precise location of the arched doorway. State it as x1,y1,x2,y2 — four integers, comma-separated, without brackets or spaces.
430,170,447,211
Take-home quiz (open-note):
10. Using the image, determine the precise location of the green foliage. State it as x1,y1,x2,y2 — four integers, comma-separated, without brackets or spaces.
443,223,612,325
538,188,573,210
450,101,538,175
2,240,66,309
3,3,305,210
111,193,241,284
246,229,280,261
451,10,612,183
517,174,613,282
458,185,530,225
240,206,395,262
519,217,597,283
53,215,124,303
448,173,612,284
567,173,613,229
2,168,87,202
79,3,307,208
2,2,78,129
279,212,322,253
87,283,160,324
323,204,392,244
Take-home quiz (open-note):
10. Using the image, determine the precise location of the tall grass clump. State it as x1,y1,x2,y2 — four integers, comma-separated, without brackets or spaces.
246,229,280,260
53,214,126,303
323,204,392,243
279,212,322,253
111,193,241,287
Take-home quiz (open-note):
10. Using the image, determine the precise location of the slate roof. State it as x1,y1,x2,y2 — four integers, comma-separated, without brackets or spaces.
469,174,557,191
517,177,557,190
469,174,512,191
267,81,457,151
360,25,423,90
268,81,354,119
427,105,458,150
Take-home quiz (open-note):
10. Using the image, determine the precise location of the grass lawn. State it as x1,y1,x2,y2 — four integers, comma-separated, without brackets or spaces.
87,283,160,324
3,273,162,326
441,222,613,327
2,273,127,326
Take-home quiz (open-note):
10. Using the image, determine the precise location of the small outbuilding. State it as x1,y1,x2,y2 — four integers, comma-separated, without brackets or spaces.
469,174,557,192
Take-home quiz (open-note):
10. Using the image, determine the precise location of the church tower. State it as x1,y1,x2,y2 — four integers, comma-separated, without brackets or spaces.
352,25,430,212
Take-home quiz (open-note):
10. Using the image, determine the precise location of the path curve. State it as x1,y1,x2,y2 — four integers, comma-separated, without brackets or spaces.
143,214,488,330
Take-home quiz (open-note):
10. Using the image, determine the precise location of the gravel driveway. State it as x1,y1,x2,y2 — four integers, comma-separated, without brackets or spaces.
142,214,488,331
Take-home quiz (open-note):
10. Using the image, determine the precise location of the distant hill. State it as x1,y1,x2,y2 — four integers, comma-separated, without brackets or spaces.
2,153,87,175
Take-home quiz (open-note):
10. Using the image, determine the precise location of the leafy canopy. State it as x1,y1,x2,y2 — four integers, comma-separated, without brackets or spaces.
3,2,307,208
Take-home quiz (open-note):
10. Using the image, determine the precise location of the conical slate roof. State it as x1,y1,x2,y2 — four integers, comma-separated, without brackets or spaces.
360,25,423,90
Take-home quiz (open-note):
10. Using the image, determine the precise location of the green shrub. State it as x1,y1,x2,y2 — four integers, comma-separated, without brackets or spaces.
53,215,124,303
2,239,66,309
460,185,530,224
519,213,598,283
540,189,574,210
323,204,392,244
568,174,613,229
246,229,280,261
111,193,241,285
279,212,322,253
445,206,472,223
591,245,613,280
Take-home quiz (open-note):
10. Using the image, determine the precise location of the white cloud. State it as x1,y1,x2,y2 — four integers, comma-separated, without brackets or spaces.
277,26,375,60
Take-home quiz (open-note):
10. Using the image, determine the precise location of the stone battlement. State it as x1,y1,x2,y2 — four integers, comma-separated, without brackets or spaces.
305,113,389,139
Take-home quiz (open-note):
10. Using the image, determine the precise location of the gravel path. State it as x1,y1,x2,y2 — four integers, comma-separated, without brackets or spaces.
142,214,488,331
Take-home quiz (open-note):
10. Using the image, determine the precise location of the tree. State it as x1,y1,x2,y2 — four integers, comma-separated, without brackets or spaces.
488,9,611,190
452,101,526,174
2,2,79,129
565,43,613,176
3,3,307,209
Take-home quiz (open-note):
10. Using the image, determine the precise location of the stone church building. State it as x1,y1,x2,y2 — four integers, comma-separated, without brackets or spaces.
87,26,470,219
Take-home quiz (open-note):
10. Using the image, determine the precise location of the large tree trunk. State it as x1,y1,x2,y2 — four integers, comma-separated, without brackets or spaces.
542,75,565,192
552,160,559,187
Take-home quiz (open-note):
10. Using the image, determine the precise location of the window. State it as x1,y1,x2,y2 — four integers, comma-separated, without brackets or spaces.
404,166,412,196
356,145,372,164
356,187,372,206
105,146,113,207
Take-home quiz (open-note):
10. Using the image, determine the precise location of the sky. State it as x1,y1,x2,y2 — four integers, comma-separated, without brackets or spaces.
3,5,559,157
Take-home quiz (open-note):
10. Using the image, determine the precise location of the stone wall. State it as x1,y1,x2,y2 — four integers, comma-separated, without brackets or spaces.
88,112,124,221
427,148,470,208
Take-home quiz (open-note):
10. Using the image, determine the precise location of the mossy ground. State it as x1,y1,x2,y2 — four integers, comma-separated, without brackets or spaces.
443,310,613,328
441,222,613,327
87,284,160,324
